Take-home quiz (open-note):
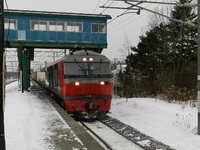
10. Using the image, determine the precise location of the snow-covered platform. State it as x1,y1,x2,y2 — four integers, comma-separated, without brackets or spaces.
5,81,104,150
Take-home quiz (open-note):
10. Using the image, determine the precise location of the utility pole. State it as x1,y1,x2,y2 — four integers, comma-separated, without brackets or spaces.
0,0,5,149
198,0,200,135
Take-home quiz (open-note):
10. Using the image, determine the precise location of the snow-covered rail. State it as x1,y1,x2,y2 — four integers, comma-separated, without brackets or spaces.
80,119,143,150
99,115,175,150
80,121,113,150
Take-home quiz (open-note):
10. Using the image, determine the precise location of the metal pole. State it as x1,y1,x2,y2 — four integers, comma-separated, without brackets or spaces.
0,0,5,149
198,0,200,135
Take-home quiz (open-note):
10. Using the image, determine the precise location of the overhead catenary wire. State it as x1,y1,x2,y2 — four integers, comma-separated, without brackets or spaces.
115,0,179,5
72,0,149,44
107,11,149,35
81,0,146,42
106,2,155,34
93,0,102,13
72,0,117,43
101,0,116,14
104,0,190,35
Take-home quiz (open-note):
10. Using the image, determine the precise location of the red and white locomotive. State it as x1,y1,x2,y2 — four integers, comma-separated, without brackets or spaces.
45,50,113,118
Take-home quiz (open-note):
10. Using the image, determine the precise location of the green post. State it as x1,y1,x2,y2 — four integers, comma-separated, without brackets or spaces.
22,48,29,91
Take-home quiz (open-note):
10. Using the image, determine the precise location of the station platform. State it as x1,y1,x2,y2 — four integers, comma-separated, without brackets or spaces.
5,81,105,150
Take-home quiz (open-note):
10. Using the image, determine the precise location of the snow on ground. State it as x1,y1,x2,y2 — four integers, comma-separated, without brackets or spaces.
110,97,200,150
4,81,200,150
4,82,86,150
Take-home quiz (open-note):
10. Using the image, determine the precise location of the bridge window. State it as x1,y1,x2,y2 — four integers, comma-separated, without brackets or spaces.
39,21,47,30
49,22,56,31
31,20,47,31
57,22,64,31
31,21,39,30
74,23,82,32
30,20,82,32
66,22,82,32
92,23,106,33
4,19,17,30
49,22,64,31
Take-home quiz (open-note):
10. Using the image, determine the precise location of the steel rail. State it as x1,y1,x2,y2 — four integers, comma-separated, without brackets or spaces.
79,121,113,150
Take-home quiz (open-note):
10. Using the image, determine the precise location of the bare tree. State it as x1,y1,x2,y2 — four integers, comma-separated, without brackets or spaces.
147,2,173,30
120,33,132,58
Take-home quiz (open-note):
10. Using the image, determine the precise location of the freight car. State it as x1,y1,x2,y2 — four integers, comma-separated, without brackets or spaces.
31,71,46,83
36,50,113,119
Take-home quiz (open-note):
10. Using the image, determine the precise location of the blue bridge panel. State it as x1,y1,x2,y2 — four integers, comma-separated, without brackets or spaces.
4,9,111,50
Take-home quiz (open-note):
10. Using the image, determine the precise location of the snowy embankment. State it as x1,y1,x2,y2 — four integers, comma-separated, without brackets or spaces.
4,82,86,150
4,81,200,150
110,97,200,150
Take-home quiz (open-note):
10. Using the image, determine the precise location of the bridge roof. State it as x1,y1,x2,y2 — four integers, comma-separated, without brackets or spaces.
4,9,112,20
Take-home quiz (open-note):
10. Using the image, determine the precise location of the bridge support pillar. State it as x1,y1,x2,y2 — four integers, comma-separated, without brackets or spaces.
18,47,30,92
22,48,29,91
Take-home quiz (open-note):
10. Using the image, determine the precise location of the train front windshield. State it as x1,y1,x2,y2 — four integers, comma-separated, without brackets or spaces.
64,62,112,78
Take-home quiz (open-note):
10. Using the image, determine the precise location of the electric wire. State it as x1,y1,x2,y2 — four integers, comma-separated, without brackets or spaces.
76,0,117,42
101,0,116,14
71,0,117,46
108,8,150,35
107,0,117,14
79,0,171,52
93,0,102,13
107,0,166,35
100,0,112,14
4,0,168,51
73,0,135,45
83,0,158,41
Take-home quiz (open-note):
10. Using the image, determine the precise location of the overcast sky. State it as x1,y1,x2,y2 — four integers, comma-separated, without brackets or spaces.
4,0,179,60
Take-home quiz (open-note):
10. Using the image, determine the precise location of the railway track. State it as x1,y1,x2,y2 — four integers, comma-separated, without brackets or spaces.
80,118,143,150
31,80,175,150
80,115,175,150
79,121,113,150
98,115,175,150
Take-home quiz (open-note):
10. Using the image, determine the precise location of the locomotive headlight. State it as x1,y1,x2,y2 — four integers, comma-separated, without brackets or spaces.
89,58,93,61
100,81,105,85
75,82,80,86
83,58,87,61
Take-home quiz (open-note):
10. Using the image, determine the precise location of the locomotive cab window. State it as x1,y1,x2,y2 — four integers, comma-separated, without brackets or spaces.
64,62,87,76
90,63,111,74
64,62,111,78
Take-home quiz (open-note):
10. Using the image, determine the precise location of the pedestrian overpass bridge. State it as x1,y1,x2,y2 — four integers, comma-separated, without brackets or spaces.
4,9,111,91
